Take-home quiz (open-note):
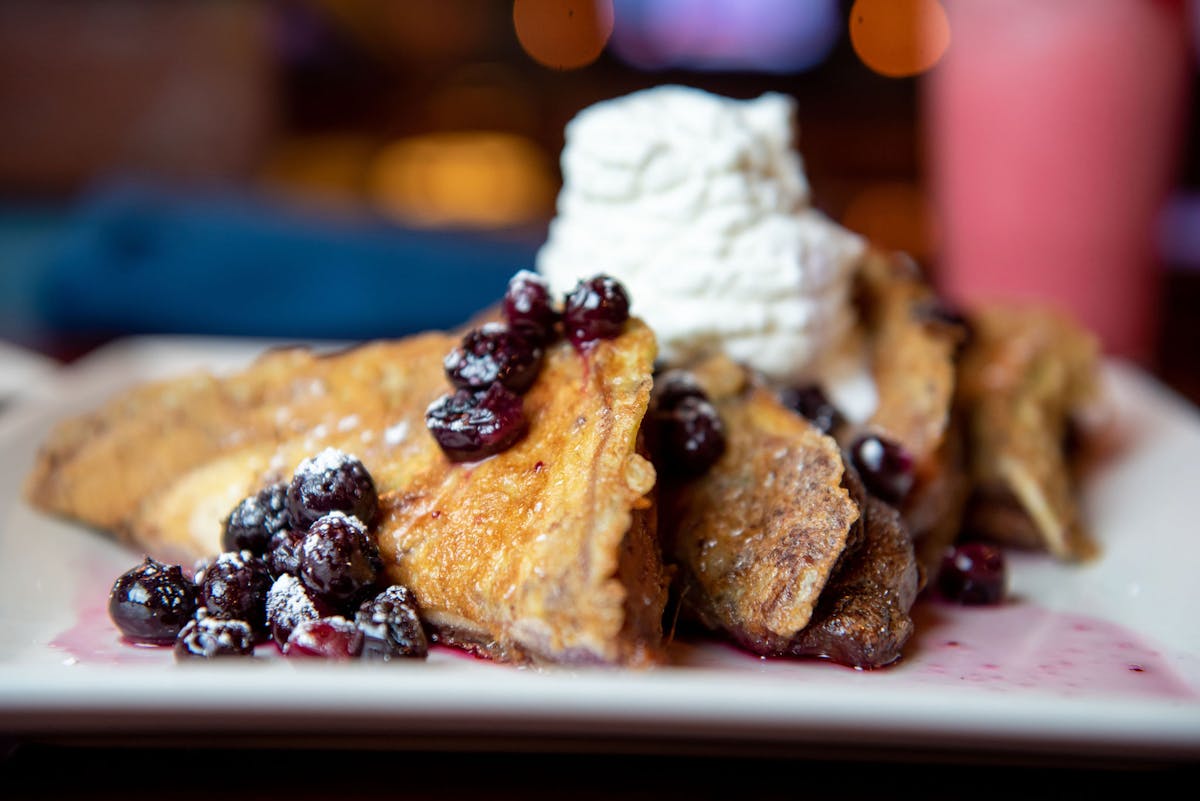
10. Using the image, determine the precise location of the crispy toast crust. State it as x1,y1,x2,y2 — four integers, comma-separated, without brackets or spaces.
25,321,667,666
661,356,861,652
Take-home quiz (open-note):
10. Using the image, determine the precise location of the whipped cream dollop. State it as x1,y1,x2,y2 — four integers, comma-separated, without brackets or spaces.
536,84,868,388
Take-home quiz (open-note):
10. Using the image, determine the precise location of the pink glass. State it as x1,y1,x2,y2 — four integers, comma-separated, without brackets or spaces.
925,0,1192,364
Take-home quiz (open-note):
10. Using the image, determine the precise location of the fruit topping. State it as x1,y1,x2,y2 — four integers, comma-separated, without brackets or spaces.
266,573,328,648
563,274,630,348
198,551,273,636
287,448,379,530
108,557,198,644
656,394,727,476
652,369,707,412
299,512,382,608
502,270,560,343
355,585,429,660
443,323,543,394
285,616,364,659
848,434,914,505
780,385,845,436
425,383,528,462
265,526,305,578
222,482,290,555
107,448,435,664
174,613,255,660
938,543,1007,605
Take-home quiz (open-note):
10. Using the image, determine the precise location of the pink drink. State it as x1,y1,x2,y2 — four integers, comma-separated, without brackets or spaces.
925,0,1191,363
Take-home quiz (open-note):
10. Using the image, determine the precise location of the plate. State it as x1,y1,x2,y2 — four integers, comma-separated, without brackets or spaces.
1,336,1198,761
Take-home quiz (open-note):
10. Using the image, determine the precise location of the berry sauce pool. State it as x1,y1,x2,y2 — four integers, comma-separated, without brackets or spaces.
902,598,1195,698
49,562,1197,701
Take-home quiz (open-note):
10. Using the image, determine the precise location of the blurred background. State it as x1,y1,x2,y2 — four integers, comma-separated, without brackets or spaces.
0,0,1197,401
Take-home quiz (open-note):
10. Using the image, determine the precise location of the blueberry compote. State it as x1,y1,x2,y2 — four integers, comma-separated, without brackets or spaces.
285,617,364,660
426,270,632,462
174,614,255,660
425,383,529,462
501,270,560,344
222,481,289,554
299,513,382,608
199,550,273,638
107,448,429,663
780,385,844,436
108,557,198,644
651,369,726,477
938,543,1007,605
563,274,630,349
287,448,379,530
356,585,429,660
444,323,543,394
848,434,914,505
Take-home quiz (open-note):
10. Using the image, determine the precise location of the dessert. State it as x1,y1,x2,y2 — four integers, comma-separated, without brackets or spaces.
955,304,1101,560
655,354,920,668
27,280,668,666
23,85,1104,671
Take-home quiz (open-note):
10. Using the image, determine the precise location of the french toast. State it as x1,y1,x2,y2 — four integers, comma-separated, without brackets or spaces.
26,319,668,666
850,248,972,581
658,354,919,669
955,304,1102,560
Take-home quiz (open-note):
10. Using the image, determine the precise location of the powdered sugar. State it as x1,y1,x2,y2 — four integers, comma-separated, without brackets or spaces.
266,574,321,634
295,447,357,480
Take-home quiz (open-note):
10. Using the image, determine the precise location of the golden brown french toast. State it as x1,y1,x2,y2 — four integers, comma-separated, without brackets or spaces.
25,320,668,667
955,304,1101,561
850,248,972,580
657,355,911,666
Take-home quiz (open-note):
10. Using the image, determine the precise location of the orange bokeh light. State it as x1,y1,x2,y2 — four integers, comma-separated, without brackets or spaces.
513,0,614,71
850,0,950,78
368,132,556,229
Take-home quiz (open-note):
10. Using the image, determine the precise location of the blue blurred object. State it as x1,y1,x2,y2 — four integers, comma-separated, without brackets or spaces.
14,181,542,341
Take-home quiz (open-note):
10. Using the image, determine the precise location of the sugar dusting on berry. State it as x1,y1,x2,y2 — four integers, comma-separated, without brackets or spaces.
266,574,320,632
297,446,352,479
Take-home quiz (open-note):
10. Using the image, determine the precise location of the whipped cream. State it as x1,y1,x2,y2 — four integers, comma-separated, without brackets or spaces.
536,84,868,390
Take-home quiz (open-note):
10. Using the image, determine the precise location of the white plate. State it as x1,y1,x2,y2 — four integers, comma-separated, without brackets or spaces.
1,337,1198,761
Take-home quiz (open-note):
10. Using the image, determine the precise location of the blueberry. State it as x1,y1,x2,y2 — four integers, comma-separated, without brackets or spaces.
652,369,707,413
656,395,726,476
443,323,543,394
265,573,329,649
222,482,290,554
265,527,305,578
199,551,273,636
108,557,198,644
502,270,559,343
780,385,845,436
848,434,914,505
174,614,256,660
285,617,364,659
563,274,630,348
355,585,429,661
425,383,528,462
287,448,379,530
938,543,1007,605
299,513,382,609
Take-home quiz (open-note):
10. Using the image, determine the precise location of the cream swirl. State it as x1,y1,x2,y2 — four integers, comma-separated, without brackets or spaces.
535,84,866,386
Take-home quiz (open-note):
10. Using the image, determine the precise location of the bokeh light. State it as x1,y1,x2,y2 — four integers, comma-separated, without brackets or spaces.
368,132,555,229
850,0,950,78
609,0,840,74
513,0,615,70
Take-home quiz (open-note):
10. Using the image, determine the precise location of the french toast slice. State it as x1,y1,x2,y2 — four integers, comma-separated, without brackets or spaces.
658,355,918,668
955,304,1101,561
25,320,668,666
851,248,972,581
